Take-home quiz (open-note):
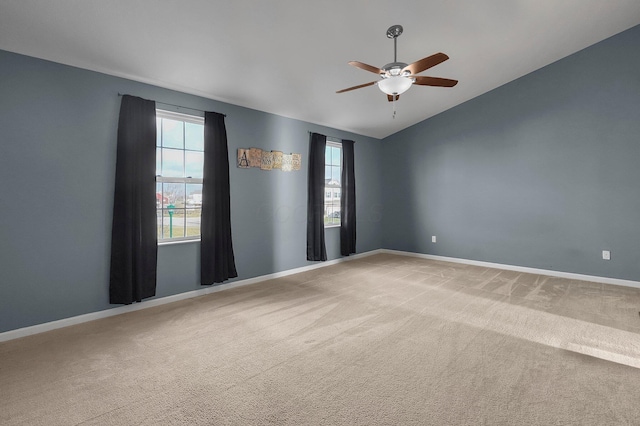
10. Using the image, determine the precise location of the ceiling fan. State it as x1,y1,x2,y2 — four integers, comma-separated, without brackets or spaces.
336,25,458,102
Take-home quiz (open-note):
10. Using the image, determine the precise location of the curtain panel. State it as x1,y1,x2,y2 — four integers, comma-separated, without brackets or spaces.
307,132,327,261
109,95,158,304
201,112,238,284
340,139,356,256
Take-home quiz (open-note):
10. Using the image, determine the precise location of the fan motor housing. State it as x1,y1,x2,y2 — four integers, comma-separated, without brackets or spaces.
382,62,410,76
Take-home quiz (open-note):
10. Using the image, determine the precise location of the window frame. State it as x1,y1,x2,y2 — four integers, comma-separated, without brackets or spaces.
155,109,205,244
324,139,342,228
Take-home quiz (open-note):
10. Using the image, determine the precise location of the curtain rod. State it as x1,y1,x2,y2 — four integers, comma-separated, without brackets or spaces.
308,131,347,142
118,93,226,117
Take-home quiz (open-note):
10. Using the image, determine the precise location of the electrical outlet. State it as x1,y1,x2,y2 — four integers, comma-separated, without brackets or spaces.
602,250,611,260
432,236,437,243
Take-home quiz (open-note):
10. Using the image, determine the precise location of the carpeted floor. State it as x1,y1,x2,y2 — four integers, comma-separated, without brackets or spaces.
2,253,640,425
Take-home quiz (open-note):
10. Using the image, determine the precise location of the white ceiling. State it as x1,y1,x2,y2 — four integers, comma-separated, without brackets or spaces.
1,1,639,139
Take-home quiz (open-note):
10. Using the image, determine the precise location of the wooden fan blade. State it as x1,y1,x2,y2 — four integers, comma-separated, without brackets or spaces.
403,53,449,75
387,94,400,102
336,81,377,94
348,61,383,75
413,76,458,87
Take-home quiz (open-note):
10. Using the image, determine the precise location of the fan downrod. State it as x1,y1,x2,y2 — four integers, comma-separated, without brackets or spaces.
386,25,403,63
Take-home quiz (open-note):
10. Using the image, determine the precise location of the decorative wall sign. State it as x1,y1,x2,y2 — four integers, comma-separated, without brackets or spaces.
272,151,283,169
292,153,301,171
237,148,301,172
260,151,273,170
281,153,293,172
237,149,250,168
249,148,262,168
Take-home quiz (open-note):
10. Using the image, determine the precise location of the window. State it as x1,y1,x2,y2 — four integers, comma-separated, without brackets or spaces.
324,141,342,226
156,110,204,242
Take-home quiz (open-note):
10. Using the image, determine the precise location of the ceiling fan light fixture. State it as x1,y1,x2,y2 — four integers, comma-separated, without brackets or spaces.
336,25,457,101
378,76,413,95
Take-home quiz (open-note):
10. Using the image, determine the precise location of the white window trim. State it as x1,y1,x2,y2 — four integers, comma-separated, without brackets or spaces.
326,139,342,149
325,139,342,229
156,176,203,184
157,109,204,125
158,238,200,246
156,109,204,243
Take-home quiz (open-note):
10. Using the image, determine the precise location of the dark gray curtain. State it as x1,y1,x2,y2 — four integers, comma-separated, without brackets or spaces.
201,112,238,284
340,140,356,256
307,132,327,261
109,95,157,304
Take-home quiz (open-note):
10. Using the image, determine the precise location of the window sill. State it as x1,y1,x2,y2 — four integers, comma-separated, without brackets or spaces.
324,224,341,229
158,238,201,246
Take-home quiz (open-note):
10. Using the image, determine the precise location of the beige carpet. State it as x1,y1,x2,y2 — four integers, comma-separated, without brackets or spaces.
2,253,640,425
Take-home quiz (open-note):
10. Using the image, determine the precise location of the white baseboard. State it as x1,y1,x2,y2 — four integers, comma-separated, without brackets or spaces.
380,249,640,290
0,249,384,343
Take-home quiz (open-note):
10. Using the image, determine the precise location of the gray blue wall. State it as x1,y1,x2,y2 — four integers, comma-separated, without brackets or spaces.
2,24,639,334
382,25,640,281
0,50,382,333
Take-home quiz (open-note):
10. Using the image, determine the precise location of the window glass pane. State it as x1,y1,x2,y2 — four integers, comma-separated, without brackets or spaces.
162,207,185,239
162,118,184,149
156,147,161,176
331,166,341,184
156,182,164,208
163,182,185,207
179,208,187,238
324,208,341,225
168,208,186,238
157,209,163,239
325,147,331,165
332,213,340,225
161,209,170,239
331,146,341,166
156,118,162,147
325,165,331,182
185,122,204,151
161,148,184,177
185,208,201,238
186,183,203,207
185,151,204,178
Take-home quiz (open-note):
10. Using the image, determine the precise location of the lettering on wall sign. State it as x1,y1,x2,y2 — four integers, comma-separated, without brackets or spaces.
260,151,274,170
237,149,250,168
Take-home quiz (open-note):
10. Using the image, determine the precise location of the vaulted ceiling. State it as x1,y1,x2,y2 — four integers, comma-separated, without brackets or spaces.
1,1,639,138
